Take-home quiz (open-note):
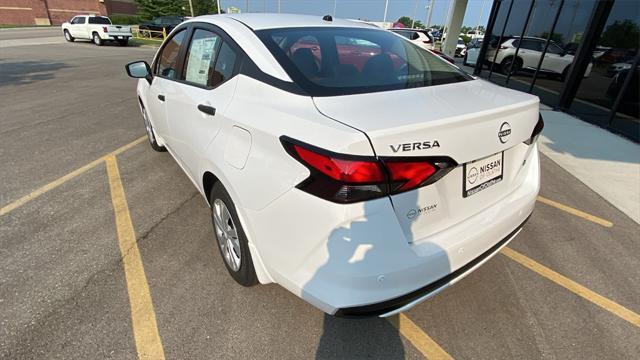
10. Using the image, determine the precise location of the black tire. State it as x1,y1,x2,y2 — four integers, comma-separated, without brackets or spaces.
500,57,521,75
92,32,103,46
63,30,74,42
140,105,166,152
210,183,258,287
117,38,129,46
463,53,468,66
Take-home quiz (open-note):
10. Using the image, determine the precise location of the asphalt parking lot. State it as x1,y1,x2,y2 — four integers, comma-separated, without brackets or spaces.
1,28,639,360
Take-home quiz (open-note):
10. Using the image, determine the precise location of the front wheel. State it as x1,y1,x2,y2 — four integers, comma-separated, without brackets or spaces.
141,106,166,152
500,57,520,76
93,33,103,46
64,30,74,42
210,183,258,287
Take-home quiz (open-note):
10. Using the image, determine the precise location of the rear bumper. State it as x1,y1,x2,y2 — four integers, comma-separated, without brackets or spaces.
335,215,529,317
245,145,540,316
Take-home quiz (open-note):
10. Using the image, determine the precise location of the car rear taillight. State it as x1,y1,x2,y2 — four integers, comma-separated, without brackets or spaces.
282,137,456,203
103,26,108,33
524,114,544,145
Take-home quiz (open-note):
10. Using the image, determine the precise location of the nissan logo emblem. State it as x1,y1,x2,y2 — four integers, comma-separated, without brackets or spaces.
498,122,511,144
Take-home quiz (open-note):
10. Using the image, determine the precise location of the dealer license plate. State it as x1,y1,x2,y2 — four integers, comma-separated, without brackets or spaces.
463,152,504,198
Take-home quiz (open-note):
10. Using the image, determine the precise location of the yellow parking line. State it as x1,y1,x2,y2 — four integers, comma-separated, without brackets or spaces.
388,314,454,360
537,196,613,228
0,136,146,217
105,155,165,360
501,247,640,328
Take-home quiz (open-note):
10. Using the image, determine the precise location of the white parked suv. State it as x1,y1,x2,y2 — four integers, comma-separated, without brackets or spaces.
389,28,435,50
62,15,132,46
126,14,542,317
466,36,592,79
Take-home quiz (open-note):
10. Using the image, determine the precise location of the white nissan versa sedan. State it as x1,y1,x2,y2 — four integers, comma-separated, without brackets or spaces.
126,14,543,317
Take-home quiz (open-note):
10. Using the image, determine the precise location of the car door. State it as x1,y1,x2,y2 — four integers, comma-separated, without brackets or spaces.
147,28,189,146
517,39,543,69
540,42,570,74
68,16,86,39
165,25,241,180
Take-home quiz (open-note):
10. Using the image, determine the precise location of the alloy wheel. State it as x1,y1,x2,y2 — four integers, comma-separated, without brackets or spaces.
213,199,242,272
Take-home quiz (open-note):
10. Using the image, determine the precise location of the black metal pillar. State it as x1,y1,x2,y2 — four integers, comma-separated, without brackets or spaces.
608,52,640,126
488,0,515,79
474,0,502,76
505,0,536,85
557,0,615,110
529,0,565,93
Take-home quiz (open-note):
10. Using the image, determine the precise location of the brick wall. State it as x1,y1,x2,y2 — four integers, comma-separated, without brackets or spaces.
0,0,136,25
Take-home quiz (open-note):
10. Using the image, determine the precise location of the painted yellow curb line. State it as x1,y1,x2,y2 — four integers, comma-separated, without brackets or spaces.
106,155,166,360
388,314,454,360
502,247,639,328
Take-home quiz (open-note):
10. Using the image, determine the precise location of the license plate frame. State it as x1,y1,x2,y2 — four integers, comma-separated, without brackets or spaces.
462,152,504,198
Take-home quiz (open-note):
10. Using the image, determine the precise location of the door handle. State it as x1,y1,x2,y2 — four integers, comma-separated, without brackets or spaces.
197,104,216,116
157,94,165,101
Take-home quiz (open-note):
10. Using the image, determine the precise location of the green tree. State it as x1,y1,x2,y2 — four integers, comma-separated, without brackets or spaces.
191,0,221,16
600,19,640,49
135,0,220,19
396,16,424,29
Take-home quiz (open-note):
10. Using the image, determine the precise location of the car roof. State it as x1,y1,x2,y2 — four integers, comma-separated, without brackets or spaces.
194,13,377,30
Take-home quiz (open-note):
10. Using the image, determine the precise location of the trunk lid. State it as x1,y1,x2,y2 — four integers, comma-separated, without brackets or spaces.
313,79,539,243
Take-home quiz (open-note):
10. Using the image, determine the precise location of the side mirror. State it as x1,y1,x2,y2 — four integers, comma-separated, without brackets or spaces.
125,61,152,83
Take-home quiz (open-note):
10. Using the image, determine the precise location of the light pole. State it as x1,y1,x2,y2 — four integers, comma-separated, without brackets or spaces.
217,0,221,14
333,0,337,17
426,0,434,28
188,0,194,16
383,0,389,23
411,0,419,28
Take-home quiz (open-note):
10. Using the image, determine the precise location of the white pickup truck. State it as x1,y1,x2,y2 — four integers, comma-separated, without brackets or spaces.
62,15,132,46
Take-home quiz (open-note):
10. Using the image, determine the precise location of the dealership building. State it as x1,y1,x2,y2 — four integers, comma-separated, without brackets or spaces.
442,0,639,141
0,0,137,25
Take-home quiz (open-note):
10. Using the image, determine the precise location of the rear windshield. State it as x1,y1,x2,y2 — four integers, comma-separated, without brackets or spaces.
256,27,471,96
89,16,111,25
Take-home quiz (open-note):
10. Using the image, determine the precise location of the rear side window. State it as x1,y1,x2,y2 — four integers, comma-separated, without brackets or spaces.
257,27,470,96
157,29,187,79
88,17,111,25
214,42,238,83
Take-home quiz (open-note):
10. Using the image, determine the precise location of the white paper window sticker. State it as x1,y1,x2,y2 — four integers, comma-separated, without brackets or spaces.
185,32,220,86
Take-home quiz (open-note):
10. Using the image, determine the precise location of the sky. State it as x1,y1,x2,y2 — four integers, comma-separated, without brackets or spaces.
217,0,492,28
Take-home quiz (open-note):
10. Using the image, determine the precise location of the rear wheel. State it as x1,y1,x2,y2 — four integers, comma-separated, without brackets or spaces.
210,183,258,287
560,66,569,81
63,30,74,42
117,38,129,46
500,57,520,76
93,32,103,46
141,106,166,152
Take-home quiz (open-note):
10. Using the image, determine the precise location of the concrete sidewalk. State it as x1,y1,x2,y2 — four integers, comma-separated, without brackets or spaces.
538,110,640,223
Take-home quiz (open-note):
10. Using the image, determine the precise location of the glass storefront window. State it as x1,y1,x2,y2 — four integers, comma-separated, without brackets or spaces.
570,0,639,139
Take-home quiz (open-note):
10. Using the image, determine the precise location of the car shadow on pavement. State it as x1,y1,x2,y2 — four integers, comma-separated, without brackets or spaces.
0,60,70,87
309,191,449,359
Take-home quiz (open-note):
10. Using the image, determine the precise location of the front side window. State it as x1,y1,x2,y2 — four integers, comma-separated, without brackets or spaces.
257,27,470,96
156,29,187,79
71,17,86,24
183,29,222,87
547,43,565,55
